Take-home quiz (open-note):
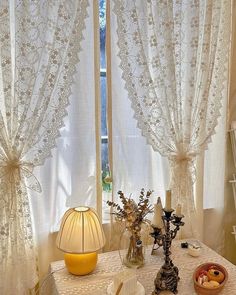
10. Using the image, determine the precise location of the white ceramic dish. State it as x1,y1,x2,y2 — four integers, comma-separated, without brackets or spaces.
107,281,145,295
188,244,201,257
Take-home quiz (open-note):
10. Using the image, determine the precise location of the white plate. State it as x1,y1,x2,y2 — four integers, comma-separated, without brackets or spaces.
107,281,145,295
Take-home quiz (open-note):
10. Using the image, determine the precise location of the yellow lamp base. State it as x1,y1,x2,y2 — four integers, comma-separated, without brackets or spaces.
64,252,98,275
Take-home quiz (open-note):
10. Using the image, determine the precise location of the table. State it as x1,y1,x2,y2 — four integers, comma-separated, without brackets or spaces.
44,240,236,294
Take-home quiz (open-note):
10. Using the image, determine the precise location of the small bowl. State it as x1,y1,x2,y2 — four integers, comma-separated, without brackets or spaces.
188,244,201,257
193,262,228,295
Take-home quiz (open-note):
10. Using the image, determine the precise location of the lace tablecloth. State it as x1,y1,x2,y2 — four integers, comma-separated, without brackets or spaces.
43,240,236,295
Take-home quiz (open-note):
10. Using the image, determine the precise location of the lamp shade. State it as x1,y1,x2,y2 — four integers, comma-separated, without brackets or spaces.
56,206,106,254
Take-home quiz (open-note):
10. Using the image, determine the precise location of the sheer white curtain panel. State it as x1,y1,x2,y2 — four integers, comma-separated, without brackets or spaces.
32,0,98,280
109,37,170,202
106,0,170,250
113,0,232,238
0,0,88,293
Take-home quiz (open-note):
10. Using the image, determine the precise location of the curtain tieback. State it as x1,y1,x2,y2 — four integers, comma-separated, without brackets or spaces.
0,158,41,193
168,152,197,186
169,152,197,163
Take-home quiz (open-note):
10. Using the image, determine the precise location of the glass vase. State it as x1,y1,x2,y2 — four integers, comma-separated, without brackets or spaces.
119,222,149,268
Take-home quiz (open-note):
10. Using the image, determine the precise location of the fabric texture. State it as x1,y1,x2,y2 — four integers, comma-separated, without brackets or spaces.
106,0,170,251
113,0,232,238
31,1,99,280
0,1,88,293
44,240,236,295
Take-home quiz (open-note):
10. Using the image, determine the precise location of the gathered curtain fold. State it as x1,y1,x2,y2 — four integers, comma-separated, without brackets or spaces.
113,0,232,237
0,0,88,293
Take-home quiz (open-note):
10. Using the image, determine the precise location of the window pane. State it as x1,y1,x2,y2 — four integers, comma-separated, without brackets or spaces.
100,0,111,204
101,142,109,175
99,0,106,69
101,76,107,136
101,75,109,190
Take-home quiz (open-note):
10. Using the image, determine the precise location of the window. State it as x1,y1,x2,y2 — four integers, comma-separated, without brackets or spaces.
99,0,111,194
99,0,112,222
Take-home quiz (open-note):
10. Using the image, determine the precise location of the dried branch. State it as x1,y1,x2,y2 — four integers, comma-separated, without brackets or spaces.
106,189,153,231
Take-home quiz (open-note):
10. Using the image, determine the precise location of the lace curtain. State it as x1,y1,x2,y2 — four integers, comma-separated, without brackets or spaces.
32,1,99,279
0,1,88,293
113,0,231,237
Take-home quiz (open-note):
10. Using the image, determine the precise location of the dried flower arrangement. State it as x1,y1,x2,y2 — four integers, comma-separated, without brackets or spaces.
107,189,153,267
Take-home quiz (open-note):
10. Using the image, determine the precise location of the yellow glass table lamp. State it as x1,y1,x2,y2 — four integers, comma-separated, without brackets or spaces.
56,206,106,275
